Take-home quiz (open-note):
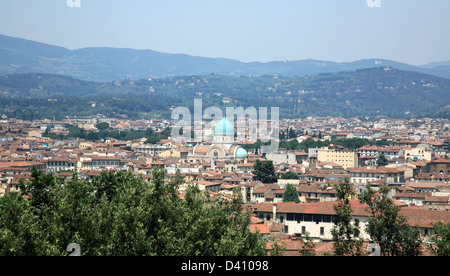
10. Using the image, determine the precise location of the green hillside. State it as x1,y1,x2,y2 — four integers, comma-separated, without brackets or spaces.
0,67,449,120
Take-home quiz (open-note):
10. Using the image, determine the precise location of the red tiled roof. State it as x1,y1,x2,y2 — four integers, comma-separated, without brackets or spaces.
249,224,270,235
252,200,371,217
399,208,450,228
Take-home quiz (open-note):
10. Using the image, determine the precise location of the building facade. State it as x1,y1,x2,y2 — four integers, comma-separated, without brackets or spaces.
317,146,358,169
251,201,371,242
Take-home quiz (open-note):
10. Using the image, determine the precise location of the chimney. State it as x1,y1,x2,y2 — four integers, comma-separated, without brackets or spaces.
273,203,277,221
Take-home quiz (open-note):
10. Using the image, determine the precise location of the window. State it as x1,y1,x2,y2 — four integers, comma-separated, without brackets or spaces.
303,214,312,222
302,226,306,234
287,213,294,221
320,227,325,236
313,215,321,224
295,214,303,222
323,215,332,223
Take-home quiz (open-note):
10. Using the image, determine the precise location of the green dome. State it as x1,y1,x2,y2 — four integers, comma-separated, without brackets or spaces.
235,147,248,158
214,118,234,135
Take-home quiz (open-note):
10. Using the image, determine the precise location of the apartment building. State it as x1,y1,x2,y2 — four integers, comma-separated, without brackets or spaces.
317,146,358,169
405,147,434,162
347,167,405,186
358,145,404,160
251,201,371,242
91,156,121,169
46,158,77,172
266,149,297,165
251,201,450,242
297,184,338,203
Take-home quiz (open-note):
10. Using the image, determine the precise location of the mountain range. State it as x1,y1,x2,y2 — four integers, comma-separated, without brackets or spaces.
1,34,450,82
0,34,449,121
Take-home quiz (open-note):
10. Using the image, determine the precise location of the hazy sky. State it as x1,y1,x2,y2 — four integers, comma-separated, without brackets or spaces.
0,0,449,65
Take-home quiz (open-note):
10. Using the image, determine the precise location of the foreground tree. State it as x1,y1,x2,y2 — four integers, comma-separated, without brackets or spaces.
359,184,422,256
299,232,316,256
331,179,365,256
428,222,450,256
19,166,63,208
1,168,267,256
0,192,61,256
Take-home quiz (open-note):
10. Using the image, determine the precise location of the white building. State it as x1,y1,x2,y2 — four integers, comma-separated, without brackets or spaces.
266,150,297,165
251,201,371,242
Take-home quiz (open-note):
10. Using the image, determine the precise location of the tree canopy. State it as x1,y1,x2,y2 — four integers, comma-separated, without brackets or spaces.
0,167,267,256
359,183,422,256
282,184,300,203
252,160,277,184
331,179,365,256
428,222,450,256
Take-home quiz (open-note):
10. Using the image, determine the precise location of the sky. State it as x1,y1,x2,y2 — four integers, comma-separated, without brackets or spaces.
0,0,449,66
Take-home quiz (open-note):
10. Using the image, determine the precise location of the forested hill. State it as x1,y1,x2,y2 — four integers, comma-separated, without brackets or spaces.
0,67,449,120
1,34,450,81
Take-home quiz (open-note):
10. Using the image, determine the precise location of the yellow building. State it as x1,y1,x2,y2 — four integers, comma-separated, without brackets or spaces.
317,146,358,169
404,147,434,162
27,130,42,139
158,148,182,159
79,142,94,149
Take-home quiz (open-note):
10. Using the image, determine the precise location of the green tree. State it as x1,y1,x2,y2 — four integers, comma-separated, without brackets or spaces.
282,184,300,203
252,159,277,183
288,127,297,139
19,166,62,208
377,154,389,167
1,168,268,256
67,126,86,139
85,131,100,141
428,222,450,256
267,236,286,256
280,171,299,180
299,232,316,256
331,179,365,256
359,184,422,256
97,122,110,131
0,192,61,256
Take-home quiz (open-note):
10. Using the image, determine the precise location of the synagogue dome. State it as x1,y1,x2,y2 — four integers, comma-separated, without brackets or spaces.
214,118,234,135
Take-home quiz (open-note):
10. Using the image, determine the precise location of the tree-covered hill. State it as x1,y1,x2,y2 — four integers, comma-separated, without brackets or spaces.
0,67,449,120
